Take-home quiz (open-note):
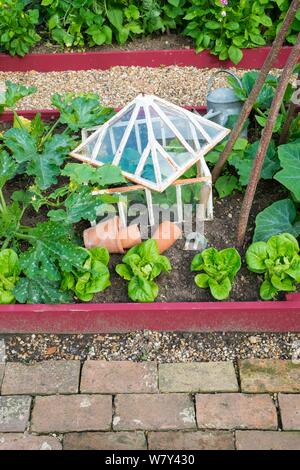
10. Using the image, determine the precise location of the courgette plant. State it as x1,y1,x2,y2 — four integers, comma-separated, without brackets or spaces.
0,81,124,303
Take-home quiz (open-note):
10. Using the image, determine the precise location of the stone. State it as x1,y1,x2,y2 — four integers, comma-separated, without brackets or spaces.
159,362,238,393
196,393,277,430
0,396,31,432
31,395,112,433
148,431,235,450
81,361,157,394
64,432,146,450
0,433,62,450
279,394,300,430
236,431,300,450
239,359,300,393
1,361,80,395
114,394,196,431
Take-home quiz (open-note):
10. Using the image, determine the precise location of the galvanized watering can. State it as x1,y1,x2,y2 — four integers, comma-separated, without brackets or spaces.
204,70,247,138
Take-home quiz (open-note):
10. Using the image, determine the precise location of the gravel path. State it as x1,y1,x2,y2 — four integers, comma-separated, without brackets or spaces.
0,66,284,110
1,332,300,363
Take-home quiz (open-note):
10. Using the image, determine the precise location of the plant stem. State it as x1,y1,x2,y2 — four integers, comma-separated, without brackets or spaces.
38,119,60,149
236,33,300,247
13,110,24,129
212,0,300,182
1,238,10,250
0,189,7,213
15,232,35,241
255,108,266,117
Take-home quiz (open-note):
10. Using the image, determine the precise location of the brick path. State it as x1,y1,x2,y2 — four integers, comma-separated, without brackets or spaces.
0,359,300,450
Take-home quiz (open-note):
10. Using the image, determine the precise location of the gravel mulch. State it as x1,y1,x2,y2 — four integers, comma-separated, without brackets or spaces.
1,332,300,363
0,66,285,110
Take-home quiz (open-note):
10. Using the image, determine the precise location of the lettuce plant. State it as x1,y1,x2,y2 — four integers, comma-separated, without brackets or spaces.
116,239,171,303
0,249,20,304
61,247,111,302
191,247,241,300
246,233,300,301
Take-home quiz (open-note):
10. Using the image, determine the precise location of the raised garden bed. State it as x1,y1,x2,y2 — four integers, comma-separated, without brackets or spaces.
0,50,300,334
0,47,296,72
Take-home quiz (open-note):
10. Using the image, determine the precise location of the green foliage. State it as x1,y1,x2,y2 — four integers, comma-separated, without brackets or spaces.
0,84,125,304
246,233,300,300
51,93,115,131
215,174,239,199
227,71,294,133
48,163,125,224
10,219,112,304
0,1,295,61
183,0,276,63
0,81,37,113
229,139,280,186
3,128,74,190
253,199,300,243
0,0,40,56
191,247,241,300
274,142,300,202
116,239,171,302
0,249,20,304
61,247,111,301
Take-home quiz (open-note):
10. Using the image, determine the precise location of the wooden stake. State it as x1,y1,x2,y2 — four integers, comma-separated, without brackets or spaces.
212,0,300,183
236,34,300,247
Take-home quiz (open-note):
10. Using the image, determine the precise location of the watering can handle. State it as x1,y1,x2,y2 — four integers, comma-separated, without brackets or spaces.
207,69,243,95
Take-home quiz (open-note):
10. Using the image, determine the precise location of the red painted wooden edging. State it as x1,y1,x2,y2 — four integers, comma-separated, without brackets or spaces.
0,295,299,333
0,47,295,72
0,106,207,123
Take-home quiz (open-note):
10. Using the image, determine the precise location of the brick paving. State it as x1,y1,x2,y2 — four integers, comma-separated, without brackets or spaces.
0,359,300,450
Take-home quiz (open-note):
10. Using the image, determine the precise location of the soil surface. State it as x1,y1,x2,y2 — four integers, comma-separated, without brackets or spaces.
93,179,288,304
2,154,291,304
31,34,194,54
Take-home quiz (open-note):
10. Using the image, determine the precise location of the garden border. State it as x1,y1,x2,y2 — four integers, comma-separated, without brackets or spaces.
0,294,299,333
0,46,296,72
0,48,300,334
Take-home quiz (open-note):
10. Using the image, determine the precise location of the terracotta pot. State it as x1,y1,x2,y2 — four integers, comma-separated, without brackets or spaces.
83,216,124,253
152,221,182,254
119,223,142,250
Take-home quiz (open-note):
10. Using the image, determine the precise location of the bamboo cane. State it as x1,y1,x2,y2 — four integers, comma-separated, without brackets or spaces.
212,0,300,183
236,34,300,247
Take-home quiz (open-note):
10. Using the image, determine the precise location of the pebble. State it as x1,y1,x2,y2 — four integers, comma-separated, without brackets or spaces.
1,331,300,363
0,66,286,110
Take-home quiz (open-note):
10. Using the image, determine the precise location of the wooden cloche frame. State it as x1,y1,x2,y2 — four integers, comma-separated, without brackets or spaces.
70,94,231,193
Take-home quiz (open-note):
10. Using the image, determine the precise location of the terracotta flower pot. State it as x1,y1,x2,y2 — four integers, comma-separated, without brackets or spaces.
83,217,143,253
152,221,182,254
119,223,142,250
83,216,124,253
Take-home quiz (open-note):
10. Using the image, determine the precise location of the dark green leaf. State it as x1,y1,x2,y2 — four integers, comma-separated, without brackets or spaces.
253,199,300,242
14,276,72,304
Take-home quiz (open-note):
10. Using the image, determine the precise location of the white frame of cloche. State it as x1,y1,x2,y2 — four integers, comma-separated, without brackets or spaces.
70,94,230,193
